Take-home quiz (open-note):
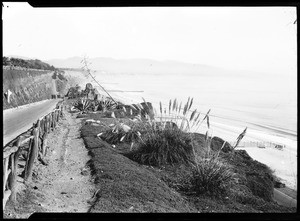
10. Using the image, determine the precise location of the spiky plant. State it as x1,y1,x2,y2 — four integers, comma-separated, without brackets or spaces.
72,98,92,113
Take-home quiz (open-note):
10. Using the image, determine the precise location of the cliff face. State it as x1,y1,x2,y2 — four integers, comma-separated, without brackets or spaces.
2,67,68,110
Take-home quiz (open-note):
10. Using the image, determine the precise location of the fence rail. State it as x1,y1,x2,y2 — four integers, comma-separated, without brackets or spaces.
229,141,286,149
2,101,65,210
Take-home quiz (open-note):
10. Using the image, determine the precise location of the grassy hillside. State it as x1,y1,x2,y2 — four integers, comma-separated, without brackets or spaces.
76,105,296,213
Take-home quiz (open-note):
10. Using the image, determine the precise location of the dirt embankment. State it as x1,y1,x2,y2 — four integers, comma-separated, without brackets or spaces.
79,110,296,213
3,68,68,110
82,123,196,212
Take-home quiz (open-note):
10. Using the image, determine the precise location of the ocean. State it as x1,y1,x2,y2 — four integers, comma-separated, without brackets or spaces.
93,71,297,137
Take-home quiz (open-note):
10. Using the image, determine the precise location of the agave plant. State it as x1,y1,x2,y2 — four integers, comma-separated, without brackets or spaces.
97,98,119,112
72,98,92,113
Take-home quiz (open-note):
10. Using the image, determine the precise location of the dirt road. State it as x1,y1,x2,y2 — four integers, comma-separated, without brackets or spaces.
3,99,62,146
4,107,95,218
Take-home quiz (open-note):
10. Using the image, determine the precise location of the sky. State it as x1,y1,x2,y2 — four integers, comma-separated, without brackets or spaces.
2,3,297,75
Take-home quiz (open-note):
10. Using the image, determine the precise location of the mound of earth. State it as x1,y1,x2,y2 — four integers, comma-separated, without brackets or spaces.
80,108,296,213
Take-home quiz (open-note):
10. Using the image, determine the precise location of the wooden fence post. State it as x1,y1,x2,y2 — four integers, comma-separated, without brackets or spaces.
49,113,52,131
8,137,22,203
47,114,51,133
3,157,11,210
52,112,56,128
51,112,55,129
41,133,48,157
43,116,47,134
55,110,57,125
3,157,9,198
61,105,63,117
41,118,45,135
39,118,43,136
24,121,40,182
54,110,56,123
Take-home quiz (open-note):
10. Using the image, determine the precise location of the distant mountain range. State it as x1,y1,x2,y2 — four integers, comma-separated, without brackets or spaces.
5,55,274,77
45,56,233,76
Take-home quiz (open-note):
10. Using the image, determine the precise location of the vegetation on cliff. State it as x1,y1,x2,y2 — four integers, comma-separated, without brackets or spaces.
74,92,295,213
3,57,56,71
3,60,68,110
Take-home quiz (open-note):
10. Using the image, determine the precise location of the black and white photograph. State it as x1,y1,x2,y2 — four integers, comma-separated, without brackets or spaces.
2,2,297,217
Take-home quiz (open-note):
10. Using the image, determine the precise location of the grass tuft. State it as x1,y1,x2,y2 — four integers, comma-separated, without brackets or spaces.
125,126,195,167
190,157,235,197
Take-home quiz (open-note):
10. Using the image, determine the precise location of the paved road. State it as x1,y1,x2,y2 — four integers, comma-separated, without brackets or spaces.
3,99,62,146
274,188,297,208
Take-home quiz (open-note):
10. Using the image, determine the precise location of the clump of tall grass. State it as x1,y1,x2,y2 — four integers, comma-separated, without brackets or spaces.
126,125,195,167
124,97,204,167
189,132,236,197
189,124,249,197
191,157,235,196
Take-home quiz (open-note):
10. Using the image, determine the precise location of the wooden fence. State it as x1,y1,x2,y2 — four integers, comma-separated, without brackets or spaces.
229,141,285,149
3,101,64,210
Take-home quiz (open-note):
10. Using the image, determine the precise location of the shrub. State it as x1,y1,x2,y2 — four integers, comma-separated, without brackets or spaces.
190,157,235,196
125,126,195,167
121,97,207,167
